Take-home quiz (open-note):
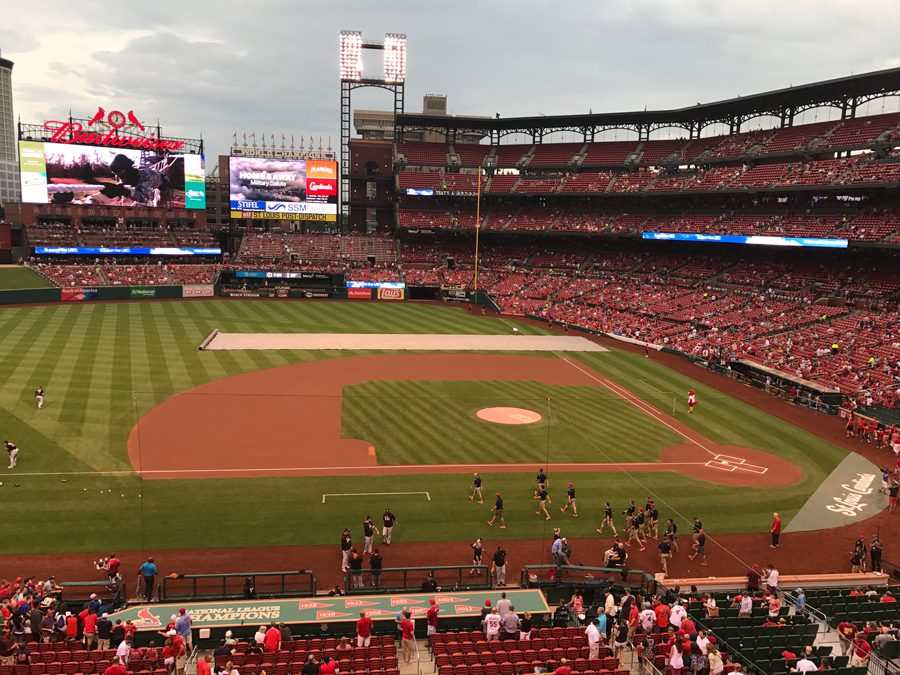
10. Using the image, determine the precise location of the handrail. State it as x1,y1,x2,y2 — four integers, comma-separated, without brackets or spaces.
160,570,316,602
782,591,830,629
343,564,490,595
686,611,769,675
520,564,660,596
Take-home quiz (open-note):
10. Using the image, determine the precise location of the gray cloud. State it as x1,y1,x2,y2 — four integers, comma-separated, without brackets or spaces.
4,0,900,164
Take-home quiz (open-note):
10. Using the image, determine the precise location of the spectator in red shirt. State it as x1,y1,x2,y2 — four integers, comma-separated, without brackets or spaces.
770,512,781,548
65,613,78,641
319,655,337,674
83,609,98,650
654,602,670,629
169,630,187,675
837,620,857,655
880,592,896,603
103,665,127,675
263,625,281,653
399,613,415,664
553,658,573,675
106,555,121,580
426,600,439,637
195,657,210,675
355,610,373,648
850,636,871,668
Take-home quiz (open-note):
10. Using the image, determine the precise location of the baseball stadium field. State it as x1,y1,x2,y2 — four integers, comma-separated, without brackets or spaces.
0,295,862,565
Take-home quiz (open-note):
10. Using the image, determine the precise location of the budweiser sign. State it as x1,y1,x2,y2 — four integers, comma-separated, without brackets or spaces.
43,106,185,152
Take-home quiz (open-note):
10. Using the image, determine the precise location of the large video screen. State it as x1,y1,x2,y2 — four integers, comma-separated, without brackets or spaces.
19,141,206,209
228,156,338,221
642,232,849,249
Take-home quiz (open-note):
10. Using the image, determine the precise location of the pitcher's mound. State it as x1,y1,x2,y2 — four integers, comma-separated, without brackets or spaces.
476,407,543,425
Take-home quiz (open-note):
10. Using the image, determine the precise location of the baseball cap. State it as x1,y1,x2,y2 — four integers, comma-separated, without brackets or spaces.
102,614,109,619
429,599,436,605
485,600,491,606
794,588,803,593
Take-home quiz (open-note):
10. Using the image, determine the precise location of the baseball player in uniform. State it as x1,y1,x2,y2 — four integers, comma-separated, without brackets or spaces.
35,386,45,409
362,516,375,555
469,473,484,503
688,389,697,414
597,501,617,535
560,482,578,517
534,486,552,520
5,441,19,469
382,508,396,545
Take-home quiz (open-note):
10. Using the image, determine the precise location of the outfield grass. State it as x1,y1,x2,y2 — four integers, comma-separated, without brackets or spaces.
0,299,848,554
0,267,53,289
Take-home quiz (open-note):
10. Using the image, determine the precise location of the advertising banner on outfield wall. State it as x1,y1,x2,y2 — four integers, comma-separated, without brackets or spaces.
377,287,405,301
183,284,215,297
347,288,373,299
62,287,99,301
130,287,157,299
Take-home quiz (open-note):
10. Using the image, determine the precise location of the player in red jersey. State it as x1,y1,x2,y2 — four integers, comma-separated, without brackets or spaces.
688,390,697,414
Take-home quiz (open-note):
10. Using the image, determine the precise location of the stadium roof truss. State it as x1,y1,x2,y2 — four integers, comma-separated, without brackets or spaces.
396,67,900,144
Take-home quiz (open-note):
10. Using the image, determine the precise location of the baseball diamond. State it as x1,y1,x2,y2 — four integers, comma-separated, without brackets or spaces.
0,299,887,566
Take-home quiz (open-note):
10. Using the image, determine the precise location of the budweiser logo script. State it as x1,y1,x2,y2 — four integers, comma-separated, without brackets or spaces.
43,120,185,152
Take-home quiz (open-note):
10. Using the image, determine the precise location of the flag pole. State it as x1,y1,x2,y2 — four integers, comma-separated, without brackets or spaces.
473,167,483,292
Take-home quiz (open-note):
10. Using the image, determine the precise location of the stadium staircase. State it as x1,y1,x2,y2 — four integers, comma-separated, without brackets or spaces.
572,143,589,168
519,145,537,168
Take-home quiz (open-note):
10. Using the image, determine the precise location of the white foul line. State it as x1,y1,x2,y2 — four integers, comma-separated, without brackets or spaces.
639,378,672,395
555,354,718,458
322,491,431,504
0,462,717,478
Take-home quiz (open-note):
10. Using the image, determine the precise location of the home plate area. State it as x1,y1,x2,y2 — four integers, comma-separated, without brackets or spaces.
705,454,768,474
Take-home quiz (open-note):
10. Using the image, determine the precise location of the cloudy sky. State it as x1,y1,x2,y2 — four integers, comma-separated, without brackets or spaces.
4,0,900,166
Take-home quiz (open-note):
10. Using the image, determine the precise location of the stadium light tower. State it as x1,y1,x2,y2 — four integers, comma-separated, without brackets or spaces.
338,30,406,222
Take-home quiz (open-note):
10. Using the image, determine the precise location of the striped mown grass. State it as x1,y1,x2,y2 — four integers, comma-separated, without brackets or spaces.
342,380,682,465
0,299,846,554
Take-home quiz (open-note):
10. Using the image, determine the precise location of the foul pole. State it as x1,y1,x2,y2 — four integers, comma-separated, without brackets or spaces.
473,167,483,291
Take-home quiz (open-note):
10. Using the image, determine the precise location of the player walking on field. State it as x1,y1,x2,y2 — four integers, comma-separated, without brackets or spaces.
35,386,44,409
5,441,18,469
362,516,375,555
665,518,679,552
597,501,617,535
625,515,645,550
560,482,578,516
535,468,548,496
535,485,552,520
487,492,506,528
469,473,484,504
688,389,697,414
381,508,396,545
